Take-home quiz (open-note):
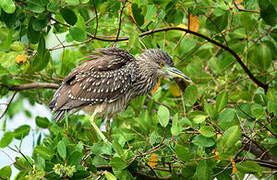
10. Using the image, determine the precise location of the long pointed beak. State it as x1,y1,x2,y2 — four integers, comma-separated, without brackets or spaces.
164,67,192,83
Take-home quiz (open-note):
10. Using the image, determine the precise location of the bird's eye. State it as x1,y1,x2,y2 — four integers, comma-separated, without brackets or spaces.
159,62,164,67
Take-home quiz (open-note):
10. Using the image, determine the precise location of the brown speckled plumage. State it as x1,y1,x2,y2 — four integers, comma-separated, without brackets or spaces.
49,48,182,122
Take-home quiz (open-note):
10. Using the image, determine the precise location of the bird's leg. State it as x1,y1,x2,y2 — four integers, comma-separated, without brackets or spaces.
89,111,107,142
105,118,111,141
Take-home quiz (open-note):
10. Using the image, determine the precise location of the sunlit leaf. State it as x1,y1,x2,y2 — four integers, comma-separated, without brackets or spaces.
0,166,11,179
222,126,241,149
0,0,15,14
57,140,67,159
104,171,117,180
216,91,228,112
183,85,198,105
0,131,13,148
157,105,170,127
193,115,207,124
200,126,216,137
69,27,87,42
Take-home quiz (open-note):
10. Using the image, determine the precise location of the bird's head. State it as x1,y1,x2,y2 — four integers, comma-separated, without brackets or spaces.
140,49,192,83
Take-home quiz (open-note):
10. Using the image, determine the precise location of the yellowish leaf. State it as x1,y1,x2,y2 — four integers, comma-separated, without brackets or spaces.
148,153,158,168
215,151,220,160
169,83,181,96
128,3,136,24
189,14,199,32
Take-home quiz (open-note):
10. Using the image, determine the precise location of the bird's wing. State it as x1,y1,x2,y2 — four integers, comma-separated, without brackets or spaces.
49,48,137,115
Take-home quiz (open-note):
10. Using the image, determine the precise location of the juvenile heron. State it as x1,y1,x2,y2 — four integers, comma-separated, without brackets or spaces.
49,48,192,141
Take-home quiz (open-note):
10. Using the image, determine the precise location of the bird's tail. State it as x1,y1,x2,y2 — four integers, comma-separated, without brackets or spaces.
48,86,66,122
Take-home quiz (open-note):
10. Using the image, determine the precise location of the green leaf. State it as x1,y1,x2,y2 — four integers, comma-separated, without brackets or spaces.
112,141,124,157
91,142,112,155
200,126,216,137
204,101,215,117
32,17,49,31
131,3,144,26
259,0,277,26
35,116,50,128
0,0,16,14
193,115,207,124
27,17,41,44
31,37,50,72
69,27,87,42
218,108,237,130
216,91,228,112
206,12,228,32
237,161,262,173
34,145,53,160
192,135,215,147
57,140,67,159
257,43,273,70
61,8,77,26
183,85,198,105
142,5,157,28
221,126,241,149
157,105,170,127
248,43,273,71
251,104,265,119
68,151,83,166
175,144,192,161
47,0,60,13
66,0,79,5
110,157,128,170
0,166,11,179
104,171,117,180
195,160,210,180
171,114,182,136
26,0,45,13
13,125,31,140
0,131,13,148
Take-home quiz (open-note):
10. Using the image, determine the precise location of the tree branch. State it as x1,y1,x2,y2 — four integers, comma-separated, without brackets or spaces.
0,91,17,120
115,1,127,41
234,1,259,14
1,82,59,91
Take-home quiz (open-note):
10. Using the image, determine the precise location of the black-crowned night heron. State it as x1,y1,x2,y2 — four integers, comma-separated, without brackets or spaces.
49,48,192,141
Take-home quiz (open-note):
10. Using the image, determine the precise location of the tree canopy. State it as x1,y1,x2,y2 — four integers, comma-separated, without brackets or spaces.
0,0,276,179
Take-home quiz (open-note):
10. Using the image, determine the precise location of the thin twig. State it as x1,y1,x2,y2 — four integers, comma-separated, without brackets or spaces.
234,2,259,13
92,0,98,36
0,91,17,120
115,1,127,41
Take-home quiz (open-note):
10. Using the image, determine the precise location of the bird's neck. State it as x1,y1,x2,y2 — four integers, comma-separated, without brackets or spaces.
132,58,159,96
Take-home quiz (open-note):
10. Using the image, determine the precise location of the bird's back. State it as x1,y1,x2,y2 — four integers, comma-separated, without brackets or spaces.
49,48,137,122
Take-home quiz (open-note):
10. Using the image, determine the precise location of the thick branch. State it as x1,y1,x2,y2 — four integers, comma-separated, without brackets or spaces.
1,82,59,91
241,136,277,169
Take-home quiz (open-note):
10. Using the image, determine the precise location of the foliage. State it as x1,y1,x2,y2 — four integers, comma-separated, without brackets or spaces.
0,0,276,179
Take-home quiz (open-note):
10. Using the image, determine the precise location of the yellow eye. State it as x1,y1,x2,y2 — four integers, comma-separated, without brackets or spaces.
159,62,164,67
